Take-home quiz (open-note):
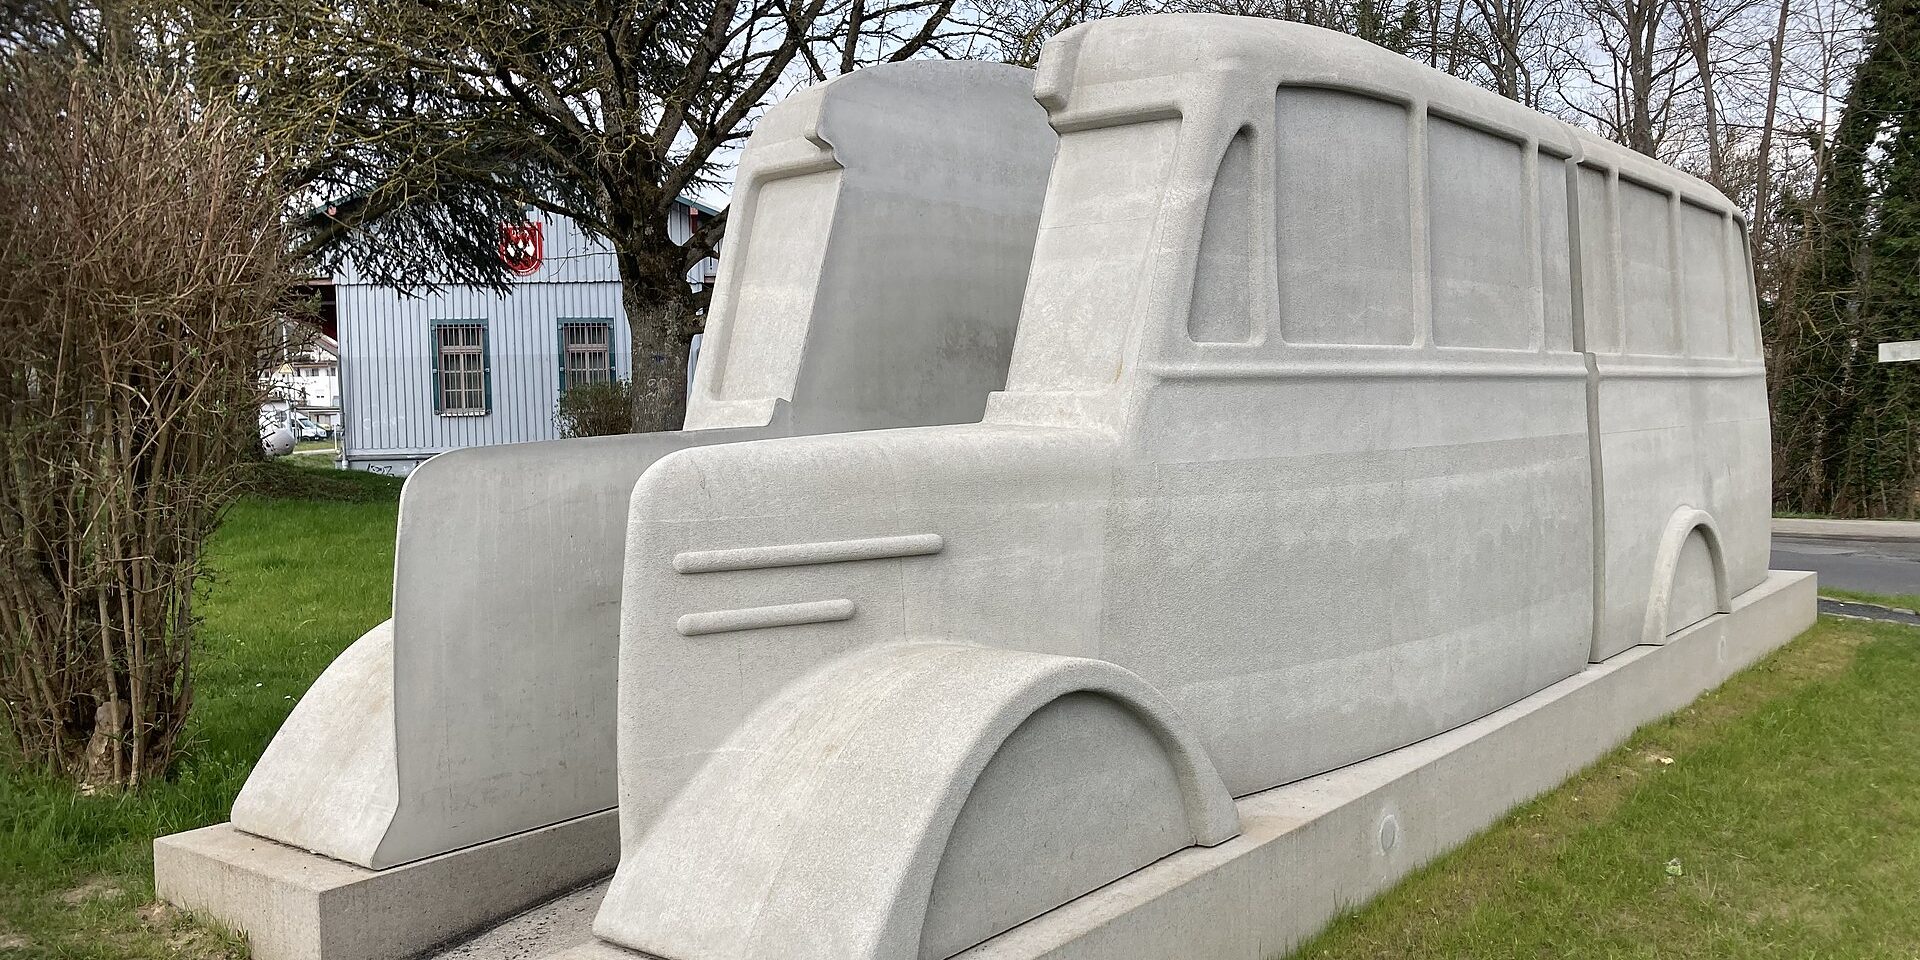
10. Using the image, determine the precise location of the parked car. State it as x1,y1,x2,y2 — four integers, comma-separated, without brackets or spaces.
290,410,330,441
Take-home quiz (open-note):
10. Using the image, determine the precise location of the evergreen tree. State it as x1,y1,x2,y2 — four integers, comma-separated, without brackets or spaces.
1771,0,1920,516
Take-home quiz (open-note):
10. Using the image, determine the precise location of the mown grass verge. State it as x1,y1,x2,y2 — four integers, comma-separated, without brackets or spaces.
1297,615,1920,959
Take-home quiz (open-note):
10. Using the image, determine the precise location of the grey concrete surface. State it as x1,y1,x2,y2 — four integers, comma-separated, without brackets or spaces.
431,881,608,960
595,646,1238,960
1771,534,1920,597
589,16,1779,959
946,571,1816,960
160,59,1059,960
439,581,1823,960
530,573,1814,960
226,58,1058,873
154,814,616,960
199,14,1813,960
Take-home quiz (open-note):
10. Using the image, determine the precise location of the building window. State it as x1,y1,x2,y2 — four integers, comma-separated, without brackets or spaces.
433,321,490,415
559,319,613,390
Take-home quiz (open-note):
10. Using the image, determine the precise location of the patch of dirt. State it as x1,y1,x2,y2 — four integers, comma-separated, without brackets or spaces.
60,879,127,905
138,901,248,960
0,932,32,952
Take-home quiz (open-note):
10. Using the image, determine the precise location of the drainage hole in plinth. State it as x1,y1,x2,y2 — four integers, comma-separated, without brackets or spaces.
1378,814,1399,854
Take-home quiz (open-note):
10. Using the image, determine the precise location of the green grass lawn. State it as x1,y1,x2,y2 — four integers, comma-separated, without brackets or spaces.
3,477,1917,958
285,442,340,471
1299,614,1920,959
0,464,399,959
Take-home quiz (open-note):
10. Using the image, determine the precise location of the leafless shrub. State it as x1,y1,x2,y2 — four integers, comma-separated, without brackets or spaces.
0,56,296,788
555,380,636,438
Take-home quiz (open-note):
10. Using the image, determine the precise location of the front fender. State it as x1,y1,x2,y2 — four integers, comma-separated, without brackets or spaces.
597,642,1235,960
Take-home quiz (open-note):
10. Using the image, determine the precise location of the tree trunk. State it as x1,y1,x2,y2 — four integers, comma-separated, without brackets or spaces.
1681,0,1724,189
1628,0,1661,157
628,298,692,433
1751,0,1792,267
615,241,696,433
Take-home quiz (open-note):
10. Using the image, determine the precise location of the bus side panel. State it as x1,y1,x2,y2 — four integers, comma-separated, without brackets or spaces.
1591,365,1767,661
1692,372,1773,601
1716,225,1775,604
1592,370,1693,661
1117,370,1594,797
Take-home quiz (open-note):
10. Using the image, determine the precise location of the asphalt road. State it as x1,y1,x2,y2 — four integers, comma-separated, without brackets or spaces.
1771,534,1920,598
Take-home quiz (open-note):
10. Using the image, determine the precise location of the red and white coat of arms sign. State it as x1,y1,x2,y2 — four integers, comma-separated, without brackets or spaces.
500,221,544,276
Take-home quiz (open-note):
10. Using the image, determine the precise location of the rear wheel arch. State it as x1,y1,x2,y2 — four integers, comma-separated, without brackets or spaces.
1639,507,1732,646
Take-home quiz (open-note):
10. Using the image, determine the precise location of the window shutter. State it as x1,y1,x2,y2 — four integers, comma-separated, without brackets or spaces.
556,321,568,394
429,324,442,414
481,323,494,412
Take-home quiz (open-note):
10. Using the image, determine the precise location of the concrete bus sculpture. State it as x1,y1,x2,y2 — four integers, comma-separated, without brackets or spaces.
577,15,1812,960
151,60,1058,960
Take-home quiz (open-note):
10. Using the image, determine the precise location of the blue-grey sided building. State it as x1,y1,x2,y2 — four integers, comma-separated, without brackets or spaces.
334,200,719,475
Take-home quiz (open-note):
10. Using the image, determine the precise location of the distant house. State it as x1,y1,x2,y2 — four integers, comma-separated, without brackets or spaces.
331,200,719,476
270,328,341,431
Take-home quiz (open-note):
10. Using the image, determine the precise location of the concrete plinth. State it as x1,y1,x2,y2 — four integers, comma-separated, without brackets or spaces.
552,570,1813,960
153,811,617,960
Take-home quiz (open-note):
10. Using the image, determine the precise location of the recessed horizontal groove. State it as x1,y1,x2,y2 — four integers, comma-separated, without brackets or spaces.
1167,363,1587,381
1162,360,1764,381
676,599,856,637
673,534,945,574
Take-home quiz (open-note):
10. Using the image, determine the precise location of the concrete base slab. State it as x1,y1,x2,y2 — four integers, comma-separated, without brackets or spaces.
546,570,1814,960
154,810,617,960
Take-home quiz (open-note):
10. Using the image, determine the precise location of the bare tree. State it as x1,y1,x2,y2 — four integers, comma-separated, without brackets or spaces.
1677,0,1729,184
1750,0,1792,260
968,0,1160,65
1458,0,1579,106
174,0,978,431
1561,0,1690,156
